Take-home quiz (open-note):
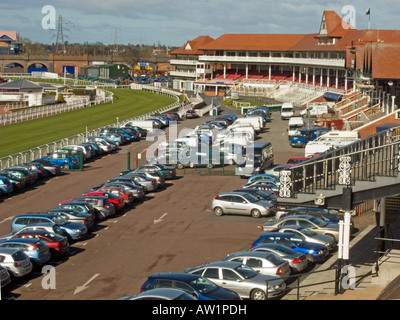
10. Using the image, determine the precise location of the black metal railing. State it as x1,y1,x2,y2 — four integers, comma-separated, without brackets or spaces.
280,127,400,198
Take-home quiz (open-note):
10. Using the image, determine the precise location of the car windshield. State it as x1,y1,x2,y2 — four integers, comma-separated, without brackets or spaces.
298,227,317,237
275,245,296,254
234,264,258,279
266,254,286,266
309,216,327,227
241,193,259,203
190,277,218,294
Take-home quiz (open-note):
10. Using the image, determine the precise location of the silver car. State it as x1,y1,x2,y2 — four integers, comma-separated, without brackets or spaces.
0,265,11,288
275,225,337,252
184,260,286,300
224,251,290,281
0,248,33,278
249,243,310,274
262,215,340,241
212,192,275,218
110,176,158,193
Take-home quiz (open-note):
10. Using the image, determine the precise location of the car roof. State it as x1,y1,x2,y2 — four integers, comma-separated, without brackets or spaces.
0,247,22,254
15,213,55,219
260,231,297,238
226,251,275,259
281,215,316,220
194,260,242,269
149,272,200,281
1,237,39,244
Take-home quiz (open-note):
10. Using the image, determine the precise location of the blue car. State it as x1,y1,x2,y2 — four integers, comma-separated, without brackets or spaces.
247,174,280,185
140,272,240,300
11,213,88,242
0,238,51,267
0,176,14,196
250,232,329,263
41,152,80,170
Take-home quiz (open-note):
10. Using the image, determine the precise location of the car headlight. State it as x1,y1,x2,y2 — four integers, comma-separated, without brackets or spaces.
309,249,316,254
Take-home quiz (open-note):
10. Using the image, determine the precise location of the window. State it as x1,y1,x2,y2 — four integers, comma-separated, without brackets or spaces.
153,279,172,289
247,258,262,268
15,218,29,225
260,237,275,244
275,237,295,248
222,269,240,281
297,220,313,228
231,196,246,203
174,281,195,295
203,268,219,279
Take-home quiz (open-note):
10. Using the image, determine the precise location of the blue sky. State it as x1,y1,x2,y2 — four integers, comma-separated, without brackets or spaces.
0,1,398,46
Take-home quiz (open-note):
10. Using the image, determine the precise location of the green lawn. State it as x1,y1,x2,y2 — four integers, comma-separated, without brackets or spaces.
0,89,176,158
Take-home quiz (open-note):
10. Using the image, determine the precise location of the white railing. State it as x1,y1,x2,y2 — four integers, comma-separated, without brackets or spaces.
198,55,346,68
0,84,183,171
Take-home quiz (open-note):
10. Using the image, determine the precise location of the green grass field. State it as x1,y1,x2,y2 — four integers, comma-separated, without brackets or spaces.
0,89,176,158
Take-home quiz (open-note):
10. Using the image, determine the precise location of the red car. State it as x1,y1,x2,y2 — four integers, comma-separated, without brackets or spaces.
286,157,309,166
12,230,70,257
82,191,125,211
97,187,134,205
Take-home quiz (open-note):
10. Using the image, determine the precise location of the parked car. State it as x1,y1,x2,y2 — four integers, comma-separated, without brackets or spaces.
11,230,70,257
119,288,197,300
232,188,278,206
12,164,39,182
53,201,98,220
82,191,125,211
273,225,337,252
0,172,26,191
109,176,157,193
0,265,11,288
3,167,33,186
10,213,88,242
93,182,145,202
249,243,310,274
186,109,199,119
224,251,290,280
122,163,177,180
247,174,280,186
0,238,51,267
140,272,240,300
262,215,341,241
277,206,343,224
23,162,49,179
184,260,286,300
0,176,14,196
125,172,166,189
0,248,33,278
263,164,292,177
212,192,275,218
47,208,96,231
68,196,116,220
41,152,80,170
97,187,134,206
241,180,279,193
250,232,329,263
32,159,62,176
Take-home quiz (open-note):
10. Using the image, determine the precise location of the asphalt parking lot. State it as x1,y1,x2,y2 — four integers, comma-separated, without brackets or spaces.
0,106,307,300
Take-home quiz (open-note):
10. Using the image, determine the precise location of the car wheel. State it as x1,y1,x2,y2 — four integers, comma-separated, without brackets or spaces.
251,289,266,300
177,163,184,170
189,162,195,168
213,207,224,216
251,209,261,218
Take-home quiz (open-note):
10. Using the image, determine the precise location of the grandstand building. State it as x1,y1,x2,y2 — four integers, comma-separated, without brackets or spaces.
170,10,400,105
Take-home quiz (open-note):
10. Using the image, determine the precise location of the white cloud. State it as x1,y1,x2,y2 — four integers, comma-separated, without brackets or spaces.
0,0,398,46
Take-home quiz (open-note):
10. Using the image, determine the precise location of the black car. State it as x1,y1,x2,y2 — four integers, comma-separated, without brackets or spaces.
33,159,62,176
185,110,199,119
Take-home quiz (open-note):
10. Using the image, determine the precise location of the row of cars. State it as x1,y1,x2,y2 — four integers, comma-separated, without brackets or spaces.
124,109,355,301
0,112,182,291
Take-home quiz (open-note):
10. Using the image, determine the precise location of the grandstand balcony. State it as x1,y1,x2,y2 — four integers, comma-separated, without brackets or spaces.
169,70,197,78
198,55,345,68
170,59,199,66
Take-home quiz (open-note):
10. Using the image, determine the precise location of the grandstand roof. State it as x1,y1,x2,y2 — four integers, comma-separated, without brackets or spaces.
371,44,400,79
170,36,214,55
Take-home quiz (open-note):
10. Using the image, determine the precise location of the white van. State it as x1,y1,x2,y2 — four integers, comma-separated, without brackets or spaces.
288,117,304,139
233,117,262,133
281,102,294,120
125,120,158,133
300,104,329,117
304,131,360,157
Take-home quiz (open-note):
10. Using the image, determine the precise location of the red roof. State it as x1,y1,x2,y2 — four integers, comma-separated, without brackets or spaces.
170,36,214,55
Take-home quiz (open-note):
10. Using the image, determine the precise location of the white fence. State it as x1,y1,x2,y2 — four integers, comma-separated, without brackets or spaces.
0,85,184,171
